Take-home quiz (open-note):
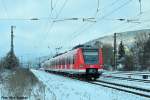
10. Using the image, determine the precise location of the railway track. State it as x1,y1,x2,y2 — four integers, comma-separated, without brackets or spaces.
107,71,150,75
102,75,150,83
44,70,150,98
88,80,150,98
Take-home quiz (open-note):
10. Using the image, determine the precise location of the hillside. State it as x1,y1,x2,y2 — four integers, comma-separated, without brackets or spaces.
85,29,150,47
84,29,150,70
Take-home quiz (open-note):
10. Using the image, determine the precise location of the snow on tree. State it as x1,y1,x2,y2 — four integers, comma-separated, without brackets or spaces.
116,41,125,70
3,51,20,69
130,32,149,70
118,41,125,59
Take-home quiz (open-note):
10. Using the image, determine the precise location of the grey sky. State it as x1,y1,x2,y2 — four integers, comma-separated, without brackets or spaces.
0,0,150,60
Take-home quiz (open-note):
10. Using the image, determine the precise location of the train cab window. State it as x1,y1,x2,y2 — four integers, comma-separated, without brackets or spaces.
83,49,99,64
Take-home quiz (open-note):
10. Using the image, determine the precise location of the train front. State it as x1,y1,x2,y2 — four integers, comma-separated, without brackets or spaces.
77,47,103,80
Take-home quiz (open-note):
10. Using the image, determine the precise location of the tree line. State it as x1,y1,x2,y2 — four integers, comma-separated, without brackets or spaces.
94,32,150,71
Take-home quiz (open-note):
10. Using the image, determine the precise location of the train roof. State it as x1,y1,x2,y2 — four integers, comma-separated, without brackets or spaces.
72,44,98,50
52,45,99,59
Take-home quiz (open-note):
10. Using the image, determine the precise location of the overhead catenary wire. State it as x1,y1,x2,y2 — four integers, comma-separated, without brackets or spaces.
41,0,127,49
35,0,60,52
94,8,150,39
66,0,133,47
110,8,150,33
30,0,68,53
42,0,69,49
64,0,125,48
94,0,122,18
0,0,149,55
55,0,124,47
44,0,69,38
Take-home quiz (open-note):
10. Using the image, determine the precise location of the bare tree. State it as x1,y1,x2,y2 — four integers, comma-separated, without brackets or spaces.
143,34,150,70
102,44,113,70
131,32,149,70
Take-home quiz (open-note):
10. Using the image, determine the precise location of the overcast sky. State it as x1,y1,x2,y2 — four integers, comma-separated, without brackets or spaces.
0,0,150,60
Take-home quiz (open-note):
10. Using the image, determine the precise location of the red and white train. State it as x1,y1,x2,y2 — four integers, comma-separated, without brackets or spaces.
42,45,104,80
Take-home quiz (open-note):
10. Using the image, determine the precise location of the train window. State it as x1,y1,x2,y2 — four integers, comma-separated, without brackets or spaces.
70,55,73,64
66,57,68,64
51,61,53,66
62,58,65,65
67,57,70,64
64,58,66,65
73,55,75,64
69,56,71,64
60,58,62,65
64,58,67,65
65,57,67,65
59,59,60,65
83,49,99,64
61,58,63,65
56,60,57,65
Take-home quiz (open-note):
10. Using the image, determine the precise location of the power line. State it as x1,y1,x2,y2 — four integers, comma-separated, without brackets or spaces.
111,9,150,33
49,0,59,18
64,0,124,47
56,0,68,18
42,0,69,47
97,0,133,21
66,0,133,47
45,0,69,37
94,0,122,18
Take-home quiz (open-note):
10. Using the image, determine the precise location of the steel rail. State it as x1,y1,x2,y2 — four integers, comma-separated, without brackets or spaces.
87,80,150,98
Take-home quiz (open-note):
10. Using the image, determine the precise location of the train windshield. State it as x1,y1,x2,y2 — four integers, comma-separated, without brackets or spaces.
83,49,99,64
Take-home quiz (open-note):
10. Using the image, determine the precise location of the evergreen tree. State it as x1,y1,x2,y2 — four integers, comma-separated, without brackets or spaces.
117,41,126,70
118,41,125,59
3,51,20,69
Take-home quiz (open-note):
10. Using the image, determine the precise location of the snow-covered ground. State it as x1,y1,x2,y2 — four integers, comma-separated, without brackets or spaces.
99,76,150,91
102,70,150,80
0,68,48,100
31,69,149,100
100,72,150,90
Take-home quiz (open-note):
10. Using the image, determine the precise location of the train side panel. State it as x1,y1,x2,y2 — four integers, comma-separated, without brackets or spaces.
42,47,104,79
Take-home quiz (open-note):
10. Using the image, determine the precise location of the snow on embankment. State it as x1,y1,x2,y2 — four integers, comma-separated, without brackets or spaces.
31,69,149,100
0,68,47,100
